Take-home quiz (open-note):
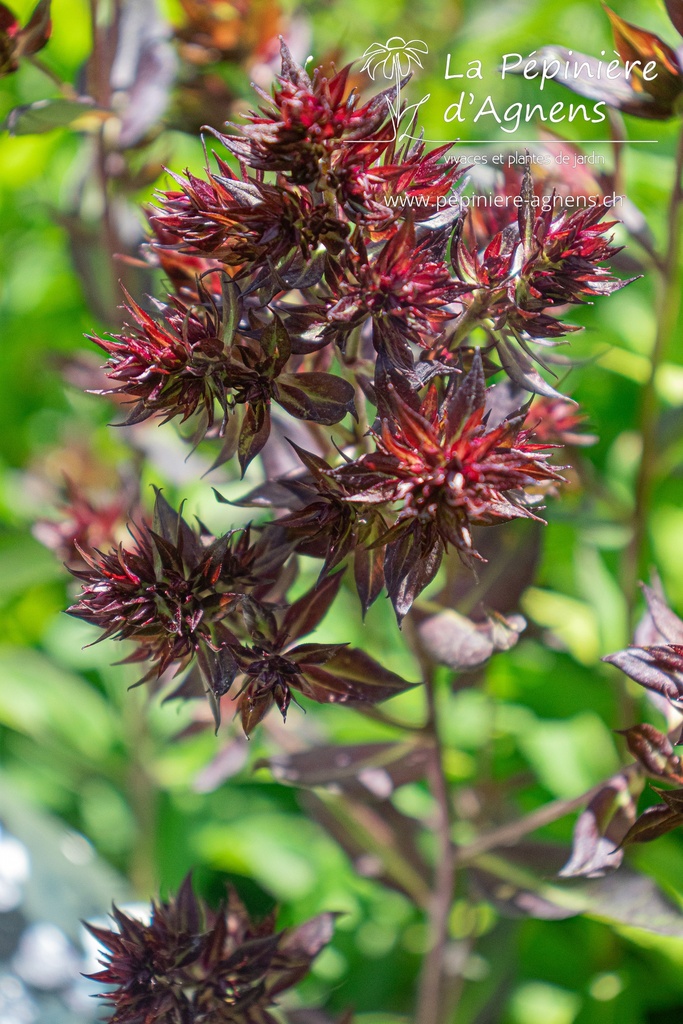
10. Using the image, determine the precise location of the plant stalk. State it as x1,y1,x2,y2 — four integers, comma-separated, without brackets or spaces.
622,124,683,616
415,673,457,1024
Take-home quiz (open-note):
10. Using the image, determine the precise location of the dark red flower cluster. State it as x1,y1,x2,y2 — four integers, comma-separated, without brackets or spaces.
74,41,631,733
453,186,629,342
33,476,140,567
67,489,413,734
239,354,564,622
214,57,392,186
91,287,355,473
86,874,334,1023
92,42,631,453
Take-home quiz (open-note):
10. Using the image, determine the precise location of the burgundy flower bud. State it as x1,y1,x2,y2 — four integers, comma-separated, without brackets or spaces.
90,285,230,430
335,137,465,227
142,217,225,296
152,163,350,270
86,874,335,1024
90,289,356,473
33,476,141,567
453,170,631,343
67,489,283,696
337,351,565,620
0,0,51,78
324,218,465,351
210,40,392,185
524,396,597,447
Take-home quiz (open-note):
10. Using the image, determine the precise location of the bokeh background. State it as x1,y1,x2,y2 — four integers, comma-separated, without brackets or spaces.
2,0,683,1021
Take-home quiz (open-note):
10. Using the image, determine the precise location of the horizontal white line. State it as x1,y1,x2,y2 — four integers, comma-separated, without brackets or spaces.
453,139,658,144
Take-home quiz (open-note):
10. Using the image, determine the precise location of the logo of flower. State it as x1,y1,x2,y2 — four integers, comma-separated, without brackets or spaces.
360,36,429,139
361,36,428,81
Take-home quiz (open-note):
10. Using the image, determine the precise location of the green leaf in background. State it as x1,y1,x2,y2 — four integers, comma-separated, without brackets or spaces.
5,97,112,136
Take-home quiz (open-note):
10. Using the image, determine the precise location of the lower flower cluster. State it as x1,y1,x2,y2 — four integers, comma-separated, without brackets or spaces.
67,489,414,735
86,876,334,1023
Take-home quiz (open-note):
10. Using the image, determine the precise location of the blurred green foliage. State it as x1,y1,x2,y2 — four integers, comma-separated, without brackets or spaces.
2,0,683,1021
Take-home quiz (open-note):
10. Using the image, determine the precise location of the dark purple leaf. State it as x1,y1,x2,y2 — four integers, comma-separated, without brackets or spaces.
279,571,344,643
473,853,683,934
353,536,385,618
637,582,683,645
288,642,349,666
241,690,274,737
559,775,634,878
497,336,568,400
206,413,244,475
384,522,443,623
259,316,291,373
617,723,683,779
515,46,671,118
604,4,682,107
666,0,683,37
288,918,340,971
16,0,50,56
620,804,683,846
442,348,486,442
297,647,417,705
653,786,683,814
602,647,683,701
274,372,356,424
238,401,271,476
256,741,433,796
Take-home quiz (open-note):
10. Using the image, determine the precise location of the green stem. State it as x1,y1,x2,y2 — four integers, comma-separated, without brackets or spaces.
415,672,457,1024
123,688,159,896
26,56,78,98
622,125,683,617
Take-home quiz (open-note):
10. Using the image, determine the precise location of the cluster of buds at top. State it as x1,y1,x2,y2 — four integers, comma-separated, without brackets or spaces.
86,874,335,1023
67,489,414,735
93,39,631,430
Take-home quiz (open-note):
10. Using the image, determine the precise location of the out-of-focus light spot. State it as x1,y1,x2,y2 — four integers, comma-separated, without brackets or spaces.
311,945,347,981
0,835,30,886
0,880,22,913
60,831,94,866
12,923,80,990
510,981,582,1024
0,973,38,1023
356,920,396,957
589,973,623,1002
